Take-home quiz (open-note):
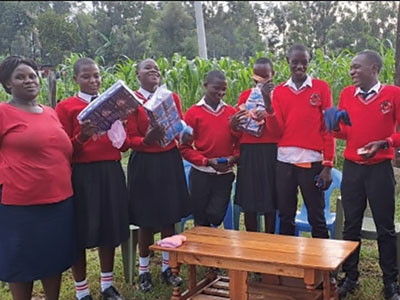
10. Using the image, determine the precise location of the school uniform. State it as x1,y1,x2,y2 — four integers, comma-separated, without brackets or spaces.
121,88,190,228
179,98,239,226
334,82,400,285
0,103,75,282
56,92,129,249
234,89,279,214
267,76,334,238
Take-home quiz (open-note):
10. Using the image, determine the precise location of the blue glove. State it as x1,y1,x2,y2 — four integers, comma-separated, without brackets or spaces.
324,107,352,132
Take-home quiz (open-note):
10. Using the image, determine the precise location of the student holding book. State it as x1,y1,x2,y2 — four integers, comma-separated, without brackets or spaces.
56,58,128,300
180,70,239,228
229,57,279,233
119,58,190,293
0,55,76,300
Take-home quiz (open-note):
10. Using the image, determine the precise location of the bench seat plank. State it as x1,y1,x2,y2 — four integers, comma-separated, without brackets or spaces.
151,227,358,271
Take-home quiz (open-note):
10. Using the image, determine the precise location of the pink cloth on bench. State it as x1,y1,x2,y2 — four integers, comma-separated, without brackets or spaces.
157,235,187,248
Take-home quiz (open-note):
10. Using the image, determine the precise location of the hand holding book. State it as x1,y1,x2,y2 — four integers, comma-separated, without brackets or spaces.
143,124,165,145
143,84,184,147
78,120,97,143
77,80,142,136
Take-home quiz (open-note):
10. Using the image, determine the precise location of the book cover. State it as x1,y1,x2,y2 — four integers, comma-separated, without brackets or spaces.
77,80,142,134
238,87,266,137
143,85,184,147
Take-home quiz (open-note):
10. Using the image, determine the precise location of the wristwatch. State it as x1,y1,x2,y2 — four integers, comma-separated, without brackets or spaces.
381,141,389,150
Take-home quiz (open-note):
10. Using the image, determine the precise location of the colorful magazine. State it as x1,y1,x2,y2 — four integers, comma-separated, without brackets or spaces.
77,80,142,134
238,87,266,137
143,84,184,147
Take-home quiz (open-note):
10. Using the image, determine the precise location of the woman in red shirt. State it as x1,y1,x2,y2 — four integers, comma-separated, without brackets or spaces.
0,56,75,300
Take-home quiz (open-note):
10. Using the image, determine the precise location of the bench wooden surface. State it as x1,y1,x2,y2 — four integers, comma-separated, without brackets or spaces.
150,227,359,300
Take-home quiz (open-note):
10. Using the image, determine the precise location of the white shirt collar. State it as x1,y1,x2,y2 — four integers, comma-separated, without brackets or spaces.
354,81,381,97
283,75,313,91
196,97,227,112
138,87,155,100
78,91,98,103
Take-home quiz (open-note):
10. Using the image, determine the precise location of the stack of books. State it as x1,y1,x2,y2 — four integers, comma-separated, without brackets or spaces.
77,80,142,134
144,84,184,147
238,87,266,137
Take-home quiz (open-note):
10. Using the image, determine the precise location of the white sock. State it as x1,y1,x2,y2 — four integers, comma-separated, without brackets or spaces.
139,255,150,275
75,278,90,300
162,251,169,272
100,271,113,292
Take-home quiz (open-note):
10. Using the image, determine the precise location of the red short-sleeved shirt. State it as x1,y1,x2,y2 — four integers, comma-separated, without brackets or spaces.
0,103,73,205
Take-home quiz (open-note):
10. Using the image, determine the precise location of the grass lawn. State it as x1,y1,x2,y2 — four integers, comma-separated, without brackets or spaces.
1,167,400,299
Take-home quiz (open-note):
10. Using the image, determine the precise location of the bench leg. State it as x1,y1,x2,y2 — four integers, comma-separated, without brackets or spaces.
334,197,344,240
170,253,182,300
323,271,338,300
189,264,197,291
121,227,138,284
229,270,248,300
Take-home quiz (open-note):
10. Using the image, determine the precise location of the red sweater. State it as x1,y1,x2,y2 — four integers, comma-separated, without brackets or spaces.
56,95,123,163
0,103,73,205
120,91,184,153
266,78,335,166
334,85,400,165
179,103,240,166
235,89,280,144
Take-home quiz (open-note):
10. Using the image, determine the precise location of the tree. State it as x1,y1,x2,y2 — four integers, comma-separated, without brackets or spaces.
261,1,339,54
52,1,72,15
203,1,264,60
83,1,158,63
0,2,34,55
150,2,197,58
72,12,97,57
37,10,80,65
364,1,398,49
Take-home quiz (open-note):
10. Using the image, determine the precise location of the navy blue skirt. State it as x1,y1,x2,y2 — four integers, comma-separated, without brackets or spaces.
235,143,278,213
72,160,129,249
0,187,76,282
128,147,191,228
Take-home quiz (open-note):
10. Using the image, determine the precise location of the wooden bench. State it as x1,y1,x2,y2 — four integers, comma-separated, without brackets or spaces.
150,227,358,300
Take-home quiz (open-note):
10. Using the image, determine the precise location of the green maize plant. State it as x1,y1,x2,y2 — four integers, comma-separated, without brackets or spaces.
0,46,396,108
0,45,396,170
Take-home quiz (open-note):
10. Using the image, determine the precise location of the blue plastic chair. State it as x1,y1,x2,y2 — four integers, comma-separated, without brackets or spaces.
180,160,233,232
293,168,342,238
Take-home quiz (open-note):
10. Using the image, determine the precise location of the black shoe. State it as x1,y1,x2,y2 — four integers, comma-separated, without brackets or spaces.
161,267,182,286
384,282,400,300
338,277,359,299
77,296,93,300
101,286,124,300
139,272,153,293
